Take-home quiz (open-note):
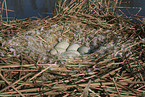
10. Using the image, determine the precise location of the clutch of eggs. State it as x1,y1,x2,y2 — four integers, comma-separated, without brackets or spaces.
50,41,90,57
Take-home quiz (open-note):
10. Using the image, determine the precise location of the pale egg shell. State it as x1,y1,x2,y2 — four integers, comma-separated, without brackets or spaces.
63,50,80,58
56,48,66,54
55,42,69,50
50,49,57,55
78,46,90,55
67,44,80,51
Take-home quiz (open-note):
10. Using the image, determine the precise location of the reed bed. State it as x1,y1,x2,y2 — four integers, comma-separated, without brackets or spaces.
0,0,145,96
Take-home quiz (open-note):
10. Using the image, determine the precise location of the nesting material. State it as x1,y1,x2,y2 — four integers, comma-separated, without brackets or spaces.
0,0,145,96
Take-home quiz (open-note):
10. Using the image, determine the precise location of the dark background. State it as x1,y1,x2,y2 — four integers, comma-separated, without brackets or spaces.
0,0,145,20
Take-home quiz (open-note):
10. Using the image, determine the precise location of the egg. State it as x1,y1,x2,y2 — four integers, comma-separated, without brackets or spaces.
62,50,80,58
67,43,80,51
50,49,57,55
56,48,66,54
55,42,69,50
78,46,90,55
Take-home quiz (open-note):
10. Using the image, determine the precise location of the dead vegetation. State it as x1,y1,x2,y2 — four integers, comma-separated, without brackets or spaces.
0,0,145,96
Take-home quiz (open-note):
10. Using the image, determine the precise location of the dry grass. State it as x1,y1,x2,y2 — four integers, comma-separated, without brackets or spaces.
0,0,145,96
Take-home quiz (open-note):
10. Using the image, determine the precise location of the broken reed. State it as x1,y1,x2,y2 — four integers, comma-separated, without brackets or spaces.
0,0,9,21
55,0,122,16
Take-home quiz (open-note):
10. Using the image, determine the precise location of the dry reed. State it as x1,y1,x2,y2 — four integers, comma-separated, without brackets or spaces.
0,0,145,96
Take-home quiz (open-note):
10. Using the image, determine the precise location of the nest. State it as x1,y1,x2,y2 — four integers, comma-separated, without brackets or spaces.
0,0,145,96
